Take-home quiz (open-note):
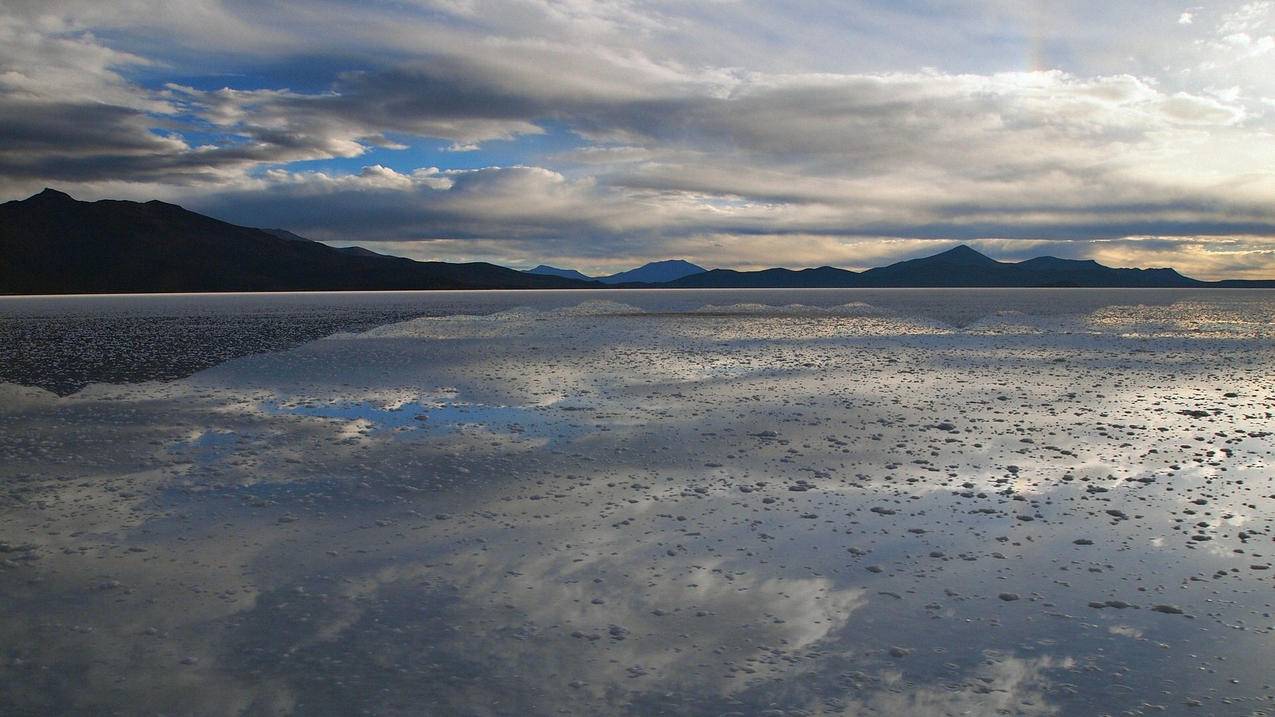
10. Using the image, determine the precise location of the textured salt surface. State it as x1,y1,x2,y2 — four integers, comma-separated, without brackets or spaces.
1,290,1273,716
0,288,1244,394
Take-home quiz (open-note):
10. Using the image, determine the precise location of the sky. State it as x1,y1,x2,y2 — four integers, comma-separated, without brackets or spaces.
2,1,1275,278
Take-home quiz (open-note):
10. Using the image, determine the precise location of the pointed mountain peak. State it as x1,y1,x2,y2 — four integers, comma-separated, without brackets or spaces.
933,244,994,262
28,188,76,203
941,244,977,254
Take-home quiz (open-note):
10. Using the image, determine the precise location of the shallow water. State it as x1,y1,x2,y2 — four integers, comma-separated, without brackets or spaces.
2,289,1274,716
1,287,1252,394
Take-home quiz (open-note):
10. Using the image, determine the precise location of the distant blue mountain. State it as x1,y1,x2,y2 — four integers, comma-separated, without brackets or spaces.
527,264,595,282
598,259,706,284
527,259,706,284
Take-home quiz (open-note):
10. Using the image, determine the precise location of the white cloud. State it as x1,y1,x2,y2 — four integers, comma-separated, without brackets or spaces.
1218,1,1274,34
1,1,1274,277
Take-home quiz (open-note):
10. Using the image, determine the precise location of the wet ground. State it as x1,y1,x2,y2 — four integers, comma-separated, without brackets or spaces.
1,289,1273,716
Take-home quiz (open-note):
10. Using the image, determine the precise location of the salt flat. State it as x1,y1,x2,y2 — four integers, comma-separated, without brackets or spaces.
2,290,1273,716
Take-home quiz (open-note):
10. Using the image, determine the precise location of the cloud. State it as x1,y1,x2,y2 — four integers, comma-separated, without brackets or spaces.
1,1,1274,276
178,67,1274,248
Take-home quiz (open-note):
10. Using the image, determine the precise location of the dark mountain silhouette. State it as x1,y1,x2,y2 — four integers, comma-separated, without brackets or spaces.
657,266,855,288
527,264,594,282
662,244,1273,289
528,259,706,284
260,228,311,244
2,190,1271,294
261,228,392,259
597,259,705,284
0,189,598,294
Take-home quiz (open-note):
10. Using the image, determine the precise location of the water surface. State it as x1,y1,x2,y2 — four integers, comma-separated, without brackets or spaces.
2,289,1273,716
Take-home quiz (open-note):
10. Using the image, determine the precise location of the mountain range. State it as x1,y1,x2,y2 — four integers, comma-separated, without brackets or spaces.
529,259,705,284
1,189,1272,294
532,244,1274,289
659,244,1274,288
